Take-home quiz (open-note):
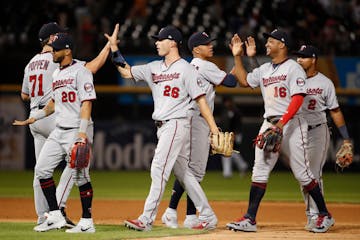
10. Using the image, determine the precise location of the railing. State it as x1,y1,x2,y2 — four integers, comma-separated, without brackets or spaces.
2,84,360,96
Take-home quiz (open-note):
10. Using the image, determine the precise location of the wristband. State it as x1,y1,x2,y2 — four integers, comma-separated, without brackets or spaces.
111,50,126,67
32,109,46,120
79,119,89,133
338,125,350,140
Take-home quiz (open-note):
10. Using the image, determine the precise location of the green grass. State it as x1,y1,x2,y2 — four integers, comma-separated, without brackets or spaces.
0,170,359,239
0,170,359,203
0,222,206,240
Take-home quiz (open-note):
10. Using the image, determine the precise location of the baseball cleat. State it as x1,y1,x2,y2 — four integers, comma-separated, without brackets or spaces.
226,216,257,232
33,210,66,232
304,215,317,231
124,219,152,231
60,207,76,228
310,214,335,233
161,208,178,228
192,215,217,230
183,214,200,229
66,218,95,233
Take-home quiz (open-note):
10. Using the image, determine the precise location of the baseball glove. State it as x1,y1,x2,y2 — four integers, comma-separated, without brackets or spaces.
336,142,353,170
210,131,235,157
69,137,91,169
255,126,283,153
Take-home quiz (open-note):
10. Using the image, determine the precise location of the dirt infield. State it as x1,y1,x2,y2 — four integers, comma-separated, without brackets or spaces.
1,198,360,239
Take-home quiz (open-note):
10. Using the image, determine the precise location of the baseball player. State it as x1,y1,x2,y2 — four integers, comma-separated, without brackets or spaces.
105,25,219,231
161,31,241,229
14,33,97,233
294,45,351,230
20,22,111,228
226,30,334,233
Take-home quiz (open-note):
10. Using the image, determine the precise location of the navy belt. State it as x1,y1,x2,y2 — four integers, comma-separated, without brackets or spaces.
266,116,281,124
155,120,169,128
308,123,322,131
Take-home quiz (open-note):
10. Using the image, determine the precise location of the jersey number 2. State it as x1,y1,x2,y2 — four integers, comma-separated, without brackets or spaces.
29,74,44,97
163,85,179,98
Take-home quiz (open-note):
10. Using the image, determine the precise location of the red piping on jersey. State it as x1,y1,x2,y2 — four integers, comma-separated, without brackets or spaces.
279,94,304,126
150,120,178,221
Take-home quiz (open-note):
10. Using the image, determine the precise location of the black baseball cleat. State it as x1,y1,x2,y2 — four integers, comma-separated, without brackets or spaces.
60,207,76,228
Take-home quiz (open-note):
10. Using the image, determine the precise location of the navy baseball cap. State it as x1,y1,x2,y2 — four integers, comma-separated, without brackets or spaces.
38,22,67,42
50,33,73,51
293,45,319,58
151,26,183,44
263,29,290,47
187,32,215,51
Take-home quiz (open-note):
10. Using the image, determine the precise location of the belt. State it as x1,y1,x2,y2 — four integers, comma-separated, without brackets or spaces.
57,126,76,130
154,120,169,128
308,123,322,131
266,116,281,124
31,105,45,110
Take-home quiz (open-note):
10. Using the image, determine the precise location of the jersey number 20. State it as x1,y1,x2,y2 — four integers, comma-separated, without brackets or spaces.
29,74,44,97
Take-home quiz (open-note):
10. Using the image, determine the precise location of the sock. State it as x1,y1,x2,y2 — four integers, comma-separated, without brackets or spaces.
169,179,185,210
304,180,328,215
39,178,58,211
79,182,93,218
246,182,267,221
186,194,196,215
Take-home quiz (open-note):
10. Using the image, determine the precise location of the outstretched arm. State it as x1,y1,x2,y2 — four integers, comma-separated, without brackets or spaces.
13,99,55,126
104,24,132,79
245,36,260,70
229,34,250,87
85,41,111,74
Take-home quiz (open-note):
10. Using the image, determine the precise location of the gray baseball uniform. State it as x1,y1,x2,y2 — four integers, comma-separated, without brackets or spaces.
301,72,339,219
246,59,314,186
188,57,226,181
130,58,216,225
35,60,95,190
21,51,74,222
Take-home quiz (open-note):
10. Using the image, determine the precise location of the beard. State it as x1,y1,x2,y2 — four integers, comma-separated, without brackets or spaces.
53,55,64,63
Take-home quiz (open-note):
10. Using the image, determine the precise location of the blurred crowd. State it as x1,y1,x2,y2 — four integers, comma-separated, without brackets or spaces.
1,0,360,58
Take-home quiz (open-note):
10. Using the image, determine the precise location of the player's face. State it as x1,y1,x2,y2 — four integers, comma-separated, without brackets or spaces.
52,49,66,63
155,39,172,56
265,37,282,57
197,43,214,58
297,57,314,71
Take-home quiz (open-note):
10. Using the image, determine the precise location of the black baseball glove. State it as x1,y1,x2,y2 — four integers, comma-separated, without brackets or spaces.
255,126,283,153
69,137,91,169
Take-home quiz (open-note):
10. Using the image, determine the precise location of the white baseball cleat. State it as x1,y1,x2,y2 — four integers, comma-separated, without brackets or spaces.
226,216,257,232
192,215,217,230
124,219,152,231
310,214,335,233
304,215,317,231
161,208,178,229
66,218,95,233
183,214,200,229
33,210,66,232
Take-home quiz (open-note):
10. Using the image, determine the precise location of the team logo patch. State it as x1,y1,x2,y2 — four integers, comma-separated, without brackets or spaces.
296,77,305,86
197,78,205,88
84,82,94,92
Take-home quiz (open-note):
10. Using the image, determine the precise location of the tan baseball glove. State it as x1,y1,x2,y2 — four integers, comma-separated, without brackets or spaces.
210,131,235,157
336,142,353,170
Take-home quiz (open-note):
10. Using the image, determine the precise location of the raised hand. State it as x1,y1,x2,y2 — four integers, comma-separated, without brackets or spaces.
245,36,256,57
104,24,120,50
229,34,244,57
